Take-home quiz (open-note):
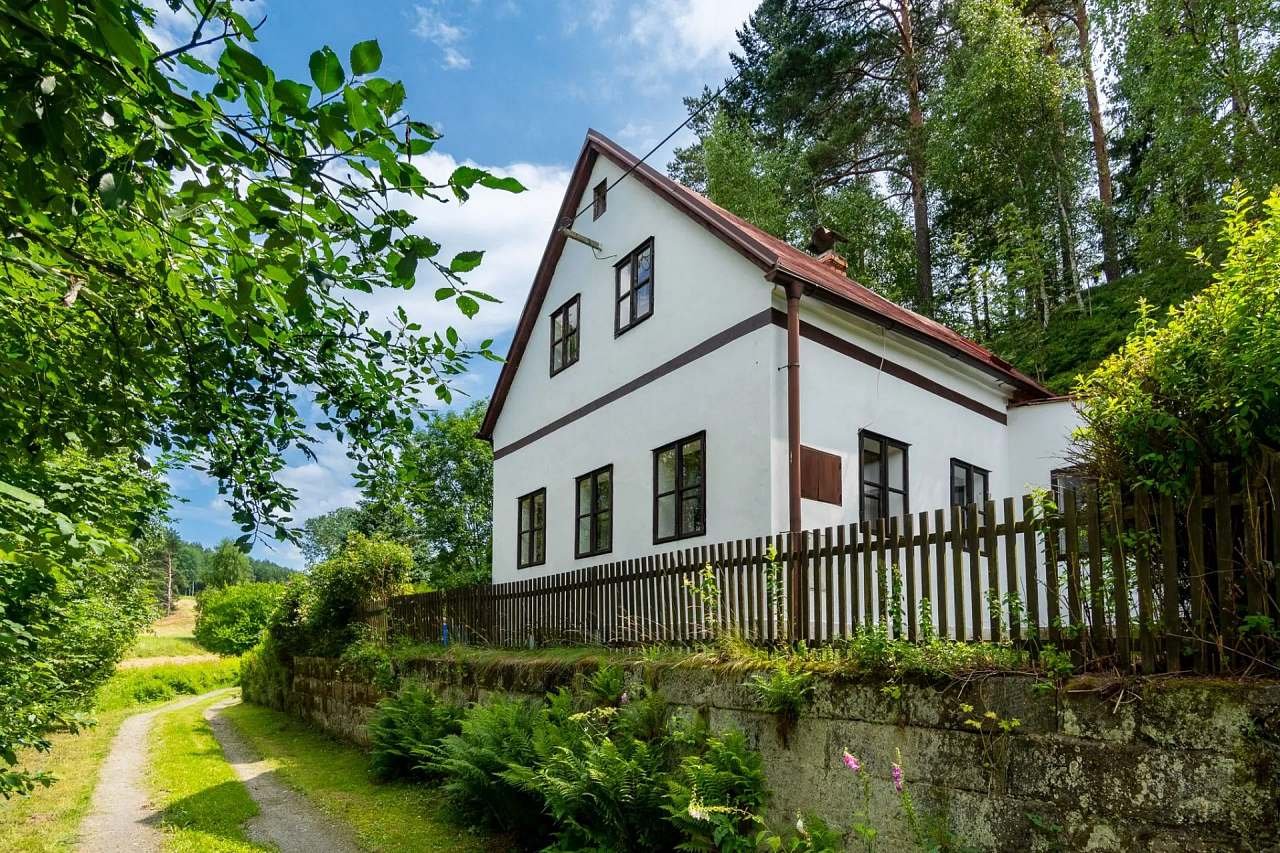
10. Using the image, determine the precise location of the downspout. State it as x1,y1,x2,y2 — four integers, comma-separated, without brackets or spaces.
785,279,803,641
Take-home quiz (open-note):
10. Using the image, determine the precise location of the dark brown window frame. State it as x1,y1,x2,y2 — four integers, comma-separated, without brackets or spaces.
516,487,546,569
592,178,607,220
859,430,909,522
653,430,706,544
549,294,580,377
949,458,990,513
574,464,613,559
615,237,655,336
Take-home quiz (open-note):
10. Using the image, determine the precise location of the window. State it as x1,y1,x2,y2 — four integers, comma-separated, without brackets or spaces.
654,431,705,543
800,445,842,505
950,459,990,512
592,179,607,220
615,238,654,335
575,465,613,558
859,431,908,522
517,488,546,569
549,295,580,376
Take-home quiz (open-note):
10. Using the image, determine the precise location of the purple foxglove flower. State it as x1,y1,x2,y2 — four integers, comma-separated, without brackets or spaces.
619,691,630,706
891,762,904,793
841,750,861,773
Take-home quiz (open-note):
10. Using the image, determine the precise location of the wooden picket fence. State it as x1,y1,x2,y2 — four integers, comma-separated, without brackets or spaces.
388,460,1280,674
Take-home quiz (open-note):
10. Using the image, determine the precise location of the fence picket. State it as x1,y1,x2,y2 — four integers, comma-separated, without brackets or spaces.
904,513,917,642
1159,492,1181,670
1085,488,1106,658
1213,464,1234,668
1134,488,1156,673
950,505,965,641
1022,495,1040,645
984,499,1000,643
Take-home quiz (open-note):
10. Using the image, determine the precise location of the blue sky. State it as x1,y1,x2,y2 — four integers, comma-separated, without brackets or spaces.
158,0,759,566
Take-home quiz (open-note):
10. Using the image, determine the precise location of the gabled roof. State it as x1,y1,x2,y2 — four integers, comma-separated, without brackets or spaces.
477,129,1052,441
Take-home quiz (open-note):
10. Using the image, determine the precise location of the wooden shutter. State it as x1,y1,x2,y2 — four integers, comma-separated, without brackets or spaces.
800,445,842,505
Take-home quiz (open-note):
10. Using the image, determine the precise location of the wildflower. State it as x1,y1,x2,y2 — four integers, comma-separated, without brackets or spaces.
841,750,861,773
619,691,630,706
687,788,709,822
795,812,806,836
891,762,904,793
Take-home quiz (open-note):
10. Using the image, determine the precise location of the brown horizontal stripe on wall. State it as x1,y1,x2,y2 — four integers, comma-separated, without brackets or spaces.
493,308,776,460
770,309,1008,424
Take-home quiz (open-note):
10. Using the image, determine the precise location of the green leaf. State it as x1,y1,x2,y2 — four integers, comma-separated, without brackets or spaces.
434,287,454,301
220,41,268,84
395,253,419,281
0,481,44,508
450,250,484,273
272,79,312,114
93,4,143,68
350,40,383,75
456,294,480,318
479,174,526,193
308,47,345,94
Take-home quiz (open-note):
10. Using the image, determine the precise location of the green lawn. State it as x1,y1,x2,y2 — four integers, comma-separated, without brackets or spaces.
148,693,265,853
221,701,500,852
129,634,209,658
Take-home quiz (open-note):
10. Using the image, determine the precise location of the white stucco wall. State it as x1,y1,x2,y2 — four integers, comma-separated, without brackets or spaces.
491,331,774,583
1005,398,1082,491
490,156,769,452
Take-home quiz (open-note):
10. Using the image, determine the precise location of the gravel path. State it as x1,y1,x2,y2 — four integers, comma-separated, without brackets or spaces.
77,689,233,852
203,695,362,853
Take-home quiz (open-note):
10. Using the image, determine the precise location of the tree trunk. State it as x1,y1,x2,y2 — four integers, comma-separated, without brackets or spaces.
165,547,174,613
1073,0,1120,284
898,0,934,312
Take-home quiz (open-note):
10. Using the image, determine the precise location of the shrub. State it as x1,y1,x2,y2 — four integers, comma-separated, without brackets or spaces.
666,729,770,852
194,582,285,655
1074,186,1280,492
338,633,398,692
239,637,292,710
368,683,463,781
97,658,241,711
267,533,411,658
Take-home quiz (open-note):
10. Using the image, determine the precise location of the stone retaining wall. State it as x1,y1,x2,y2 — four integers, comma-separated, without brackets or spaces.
245,655,1280,851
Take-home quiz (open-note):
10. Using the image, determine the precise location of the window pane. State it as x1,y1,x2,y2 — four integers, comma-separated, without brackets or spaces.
552,312,563,342
974,472,987,506
681,440,702,486
635,281,652,317
533,492,544,529
534,530,544,563
617,263,631,299
681,494,703,535
577,517,591,554
567,300,578,330
886,444,905,490
888,490,905,519
552,346,562,372
520,498,530,531
656,448,676,493
951,464,968,506
657,494,676,539
578,477,591,513
862,438,881,485
519,532,529,565
597,510,611,550
596,470,611,510
863,488,882,522
567,333,578,363
636,245,652,283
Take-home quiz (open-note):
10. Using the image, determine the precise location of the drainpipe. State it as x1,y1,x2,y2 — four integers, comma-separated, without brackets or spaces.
785,279,803,641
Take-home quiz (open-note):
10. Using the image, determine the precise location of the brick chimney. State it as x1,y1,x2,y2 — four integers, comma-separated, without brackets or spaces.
816,249,848,274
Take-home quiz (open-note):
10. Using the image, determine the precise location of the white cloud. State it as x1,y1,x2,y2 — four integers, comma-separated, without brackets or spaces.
619,0,757,92
412,3,472,70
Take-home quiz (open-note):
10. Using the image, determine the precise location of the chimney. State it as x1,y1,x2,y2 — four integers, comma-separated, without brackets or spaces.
816,249,848,274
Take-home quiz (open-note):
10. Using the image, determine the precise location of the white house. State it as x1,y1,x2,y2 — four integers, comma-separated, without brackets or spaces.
478,130,1080,585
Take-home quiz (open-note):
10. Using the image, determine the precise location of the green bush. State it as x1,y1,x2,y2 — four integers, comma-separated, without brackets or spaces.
1074,186,1280,492
368,682,463,781
239,637,292,710
267,533,410,658
97,658,241,712
194,582,285,655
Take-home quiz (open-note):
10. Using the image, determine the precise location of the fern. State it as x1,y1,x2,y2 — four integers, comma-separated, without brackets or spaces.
666,729,769,853
367,682,462,781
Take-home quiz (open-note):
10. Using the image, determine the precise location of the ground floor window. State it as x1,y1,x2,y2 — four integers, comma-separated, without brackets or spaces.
859,430,908,521
517,488,546,568
654,431,705,543
575,465,613,558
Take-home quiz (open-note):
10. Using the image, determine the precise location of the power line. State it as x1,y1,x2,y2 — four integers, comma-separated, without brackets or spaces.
564,69,744,228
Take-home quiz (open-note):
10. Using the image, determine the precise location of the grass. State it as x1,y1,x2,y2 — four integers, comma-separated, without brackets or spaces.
130,635,209,658
221,701,499,852
0,659,242,852
148,693,264,853
128,597,208,659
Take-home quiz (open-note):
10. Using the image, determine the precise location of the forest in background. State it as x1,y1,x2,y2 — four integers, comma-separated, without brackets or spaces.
671,0,1280,389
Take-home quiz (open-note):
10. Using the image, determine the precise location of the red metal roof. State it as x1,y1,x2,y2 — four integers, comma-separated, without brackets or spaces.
477,130,1051,441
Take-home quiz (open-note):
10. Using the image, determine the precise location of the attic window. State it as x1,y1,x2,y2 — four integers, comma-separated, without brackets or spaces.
615,238,654,336
592,179,607,220
550,294,579,376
